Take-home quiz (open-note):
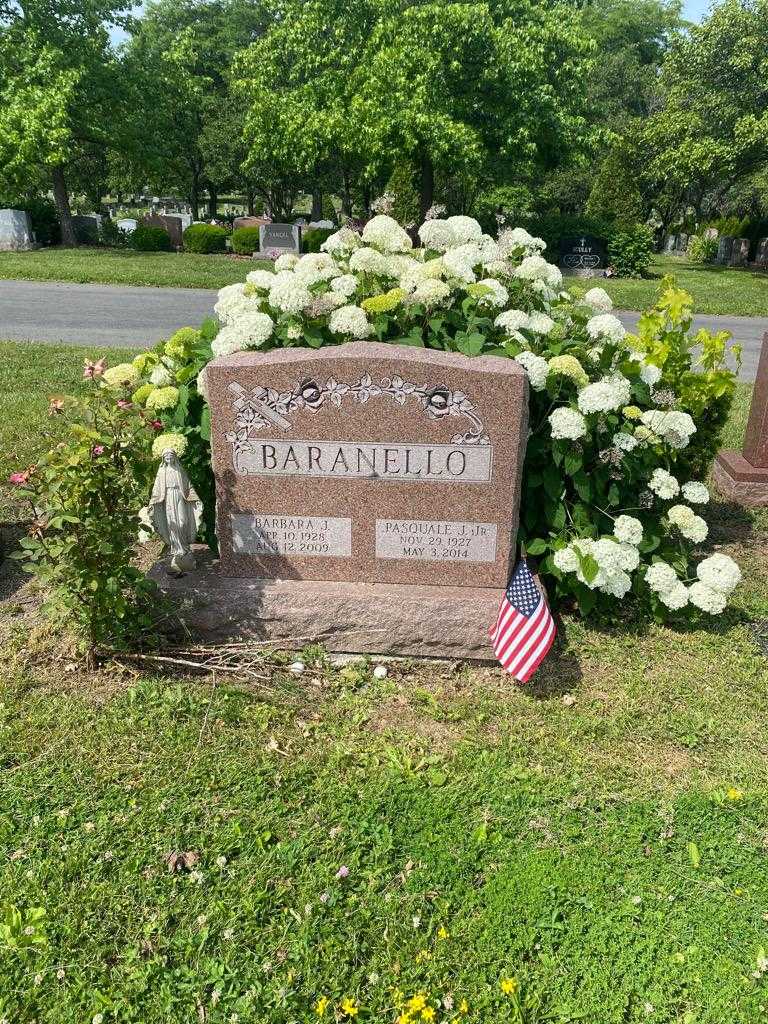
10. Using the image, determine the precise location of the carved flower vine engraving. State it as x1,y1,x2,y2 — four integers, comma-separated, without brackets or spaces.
226,373,490,456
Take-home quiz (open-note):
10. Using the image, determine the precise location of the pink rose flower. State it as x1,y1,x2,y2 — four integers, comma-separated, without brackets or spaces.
92,445,106,456
83,357,107,379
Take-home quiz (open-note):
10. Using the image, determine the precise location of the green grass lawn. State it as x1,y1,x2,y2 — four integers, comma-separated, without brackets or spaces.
1,248,767,317
0,247,265,290
583,255,768,318
1,343,768,1022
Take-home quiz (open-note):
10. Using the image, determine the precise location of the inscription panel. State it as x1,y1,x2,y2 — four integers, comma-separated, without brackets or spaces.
231,514,352,557
376,519,498,563
236,439,493,483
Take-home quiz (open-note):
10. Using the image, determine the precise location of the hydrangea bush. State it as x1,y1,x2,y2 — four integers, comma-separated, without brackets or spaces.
125,214,742,621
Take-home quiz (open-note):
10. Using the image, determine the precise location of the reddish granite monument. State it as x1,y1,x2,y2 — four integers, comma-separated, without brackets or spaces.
713,333,768,506
165,343,529,658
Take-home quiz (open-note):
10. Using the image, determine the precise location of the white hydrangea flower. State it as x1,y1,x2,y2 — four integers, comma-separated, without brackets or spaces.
411,278,452,307
321,226,361,254
696,553,741,594
668,504,708,543
498,227,546,257
527,312,556,335
267,272,313,314
274,253,299,271
586,314,626,344
150,364,174,387
640,363,663,387
688,581,727,614
613,432,639,452
474,278,508,308
286,324,303,340
306,291,347,317
615,543,640,572
418,219,456,252
614,515,643,546
645,561,679,595
577,375,632,415
514,254,562,290
328,304,373,339
601,569,632,598
477,235,501,263
648,469,680,499
293,253,338,284
361,214,413,253
445,215,483,244
549,406,587,440
553,547,580,573
495,309,530,338
229,311,274,347
196,366,208,402
640,410,696,449
214,282,254,324
211,325,249,357
443,248,477,283
245,269,277,290
400,257,445,292
330,274,358,298
514,351,549,391
660,582,690,610
681,481,710,504
583,287,612,314
349,246,392,275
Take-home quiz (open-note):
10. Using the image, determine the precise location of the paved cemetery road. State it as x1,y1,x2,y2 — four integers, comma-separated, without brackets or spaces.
0,279,764,381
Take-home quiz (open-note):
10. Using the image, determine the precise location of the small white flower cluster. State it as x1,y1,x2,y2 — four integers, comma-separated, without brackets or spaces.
667,504,708,543
577,375,632,415
583,287,613,314
645,553,741,614
554,536,640,598
586,314,626,344
640,410,696,449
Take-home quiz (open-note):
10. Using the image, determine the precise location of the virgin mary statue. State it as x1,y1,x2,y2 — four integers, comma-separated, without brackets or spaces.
148,449,203,574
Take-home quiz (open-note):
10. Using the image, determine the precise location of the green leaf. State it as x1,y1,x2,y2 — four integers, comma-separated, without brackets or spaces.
525,538,549,555
687,842,701,869
456,332,485,357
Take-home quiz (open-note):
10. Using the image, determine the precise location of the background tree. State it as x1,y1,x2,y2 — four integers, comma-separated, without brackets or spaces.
0,0,136,245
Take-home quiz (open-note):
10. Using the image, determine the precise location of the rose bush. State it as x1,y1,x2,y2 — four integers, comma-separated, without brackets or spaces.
91,214,744,620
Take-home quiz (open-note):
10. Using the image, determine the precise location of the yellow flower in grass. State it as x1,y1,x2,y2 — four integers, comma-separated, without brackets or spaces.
458,1000,469,1014
315,996,329,1017
421,1008,436,1021
361,288,406,314
407,994,427,1013
500,977,519,996
437,925,450,940
727,787,744,801
396,1015,412,1024
415,948,431,963
340,997,359,1017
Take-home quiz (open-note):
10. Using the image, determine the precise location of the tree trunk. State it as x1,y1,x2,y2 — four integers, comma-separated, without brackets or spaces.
207,186,218,220
246,188,256,216
341,171,352,218
51,164,77,247
311,188,323,221
419,153,434,221
189,178,200,221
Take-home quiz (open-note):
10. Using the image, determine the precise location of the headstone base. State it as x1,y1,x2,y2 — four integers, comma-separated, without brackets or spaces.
713,450,768,506
149,548,502,660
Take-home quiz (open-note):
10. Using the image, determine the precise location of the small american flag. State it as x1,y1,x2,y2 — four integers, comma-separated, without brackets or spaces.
490,559,556,682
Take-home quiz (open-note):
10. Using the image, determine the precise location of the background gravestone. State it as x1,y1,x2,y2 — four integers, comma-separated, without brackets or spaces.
713,332,768,505
730,238,750,267
259,222,301,254
559,235,606,276
143,212,184,248
716,235,734,265
756,238,768,269
233,216,269,231
0,209,33,251
159,343,530,658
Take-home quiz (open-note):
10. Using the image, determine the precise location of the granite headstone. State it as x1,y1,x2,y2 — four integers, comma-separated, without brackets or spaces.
169,343,530,658
559,235,606,274
259,222,301,254
713,332,768,505
0,209,33,251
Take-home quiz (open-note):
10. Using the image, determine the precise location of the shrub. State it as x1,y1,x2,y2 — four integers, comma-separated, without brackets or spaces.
302,227,335,252
687,234,718,264
126,216,740,623
232,226,262,255
23,197,60,246
183,223,228,253
608,224,654,277
8,380,160,650
130,224,172,252
73,218,99,245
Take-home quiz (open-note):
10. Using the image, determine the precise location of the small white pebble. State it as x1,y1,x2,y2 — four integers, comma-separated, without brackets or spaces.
373,665,388,679
215,855,227,868
289,661,305,675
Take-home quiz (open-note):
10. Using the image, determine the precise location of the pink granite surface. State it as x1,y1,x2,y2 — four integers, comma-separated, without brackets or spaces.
206,342,529,588
743,333,768,469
